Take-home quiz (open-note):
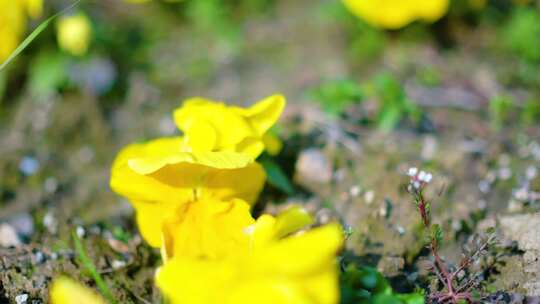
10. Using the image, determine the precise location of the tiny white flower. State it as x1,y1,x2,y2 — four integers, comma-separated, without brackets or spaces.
418,170,427,181
407,167,418,176
413,181,421,189
424,173,433,183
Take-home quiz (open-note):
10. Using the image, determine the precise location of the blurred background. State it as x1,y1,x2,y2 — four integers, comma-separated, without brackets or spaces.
1,0,540,302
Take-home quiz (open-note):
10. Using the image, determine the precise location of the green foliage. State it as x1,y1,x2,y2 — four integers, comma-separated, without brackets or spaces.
0,71,6,102
348,21,387,63
340,265,424,304
186,0,240,45
260,158,295,195
310,74,421,131
430,224,443,247
28,50,68,96
416,67,441,87
72,231,116,304
489,95,514,129
371,73,420,131
309,79,364,116
502,8,540,62
521,99,540,125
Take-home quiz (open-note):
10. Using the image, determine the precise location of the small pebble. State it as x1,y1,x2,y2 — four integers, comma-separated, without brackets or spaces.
44,177,58,193
77,146,94,164
111,260,126,269
478,180,490,194
0,224,21,247
19,156,40,176
364,190,375,205
8,213,34,238
349,186,361,197
43,212,58,234
159,116,176,135
15,293,28,304
34,251,45,264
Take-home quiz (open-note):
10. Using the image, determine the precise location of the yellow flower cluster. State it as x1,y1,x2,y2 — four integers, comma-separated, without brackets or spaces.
0,0,42,62
50,94,344,304
342,0,449,29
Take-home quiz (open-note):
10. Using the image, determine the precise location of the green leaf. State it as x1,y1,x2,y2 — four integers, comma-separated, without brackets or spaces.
0,0,81,71
28,50,68,96
0,71,6,102
397,292,425,304
72,231,116,304
431,224,443,247
373,294,403,304
260,158,294,195
309,78,363,116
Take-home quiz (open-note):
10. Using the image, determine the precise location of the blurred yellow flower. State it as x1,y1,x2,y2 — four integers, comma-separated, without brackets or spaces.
56,12,92,56
173,94,286,159
342,0,449,29
50,277,105,304
110,136,266,247
0,0,43,62
156,223,343,304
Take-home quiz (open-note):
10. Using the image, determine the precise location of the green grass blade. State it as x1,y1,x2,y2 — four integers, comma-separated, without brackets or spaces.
72,231,117,304
0,0,81,71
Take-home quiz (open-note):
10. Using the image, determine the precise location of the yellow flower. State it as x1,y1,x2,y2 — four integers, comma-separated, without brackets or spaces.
160,204,314,261
0,0,42,62
156,223,343,304
56,12,92,56
110,136,266,247
173,94,286,159
342,0,449,29
50,277,105,304
245,206,314,249
161,197,255,261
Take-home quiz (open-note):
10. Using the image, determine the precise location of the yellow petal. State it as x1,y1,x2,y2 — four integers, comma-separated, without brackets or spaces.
156,258,236,304
156,223,343,304
174,97,254,149
25,0,43,18
234,94,286,136
273,206,314,239
227,279,312,304
251,223,343,275
201,162,265,205
132,200,181,247
50,277,106,304
182,119,218,152
128,151,252,175
161,198,255,260
247,206,314,249
173,95,286,159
